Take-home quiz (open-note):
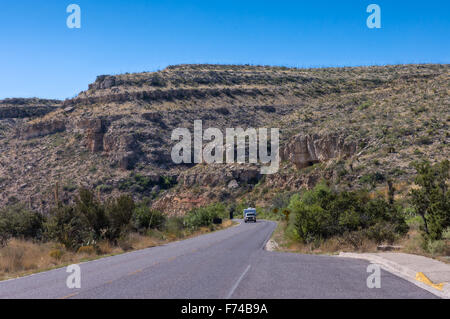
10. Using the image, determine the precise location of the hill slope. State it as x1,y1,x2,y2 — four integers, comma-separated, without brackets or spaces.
0,64,448,214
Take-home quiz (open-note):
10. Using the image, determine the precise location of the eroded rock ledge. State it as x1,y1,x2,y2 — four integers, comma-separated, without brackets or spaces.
281,134,356,169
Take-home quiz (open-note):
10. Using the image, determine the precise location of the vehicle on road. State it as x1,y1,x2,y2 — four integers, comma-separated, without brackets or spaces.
243,208,257,223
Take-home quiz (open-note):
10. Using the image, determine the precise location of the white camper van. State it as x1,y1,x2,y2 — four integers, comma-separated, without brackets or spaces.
243,208,257,223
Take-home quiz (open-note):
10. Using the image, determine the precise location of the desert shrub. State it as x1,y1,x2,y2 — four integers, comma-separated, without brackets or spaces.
341,230,366,250
150,74,167,87
133,206,166,230
165,216,185,238
96,184,113,193
409,160,450,242
49,249,64,260
75,188,109,240
427,240,449,256
118,174,154,193
270,191,294,211
184,203,226,230
0,204,45,241
159,176,177,189
104,195,135,242
257,208,283,221
416,135,433,145
366,222,397,245
359,172,385,188
45,205,94,251
77,245,96,255
118,174,176,194
443,227,450,240
288,182,408,244
117,235,133,251
293,203,332,243
45,189,139,248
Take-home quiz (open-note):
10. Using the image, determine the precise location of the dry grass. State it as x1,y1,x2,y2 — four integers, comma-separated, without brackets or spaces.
396,218,450,264
277,235,378,255
0,240,78,280
0,219,236,281
269,219,449,263
271,220,393,255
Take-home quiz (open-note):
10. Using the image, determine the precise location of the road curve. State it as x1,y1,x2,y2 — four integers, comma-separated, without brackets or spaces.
0,220,436,299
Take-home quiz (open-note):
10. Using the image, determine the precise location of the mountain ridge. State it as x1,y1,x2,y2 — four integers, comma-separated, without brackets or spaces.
0,63,448,214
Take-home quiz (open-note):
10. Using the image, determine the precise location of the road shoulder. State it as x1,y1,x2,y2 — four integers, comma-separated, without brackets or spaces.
339,252,450,299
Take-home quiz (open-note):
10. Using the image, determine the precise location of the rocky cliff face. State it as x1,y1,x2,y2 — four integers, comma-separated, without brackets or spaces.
20,120,66,139
0,98,61,119
0,64,448,214
281,134,356,169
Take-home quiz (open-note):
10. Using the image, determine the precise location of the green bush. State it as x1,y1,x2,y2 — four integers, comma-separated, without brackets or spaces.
184,203,226,230
45,205,93,251
427,240,449,256
293,203,332,243
75,188,108,240
366,222,397,245
442,227,450,240
165,216,185,238
46,189,137,249
133,206,166,230
105,195,135,242
409,160,449,242
0,204,45,241
257,208,283,221
49,249,64,260
359,172,385,187
118,174,176,194
288,182,408,244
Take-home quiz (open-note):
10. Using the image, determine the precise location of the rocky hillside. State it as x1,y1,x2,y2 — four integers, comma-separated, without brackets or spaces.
0,64,448,214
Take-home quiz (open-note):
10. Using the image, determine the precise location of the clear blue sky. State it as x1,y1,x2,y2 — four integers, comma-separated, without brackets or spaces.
0,0,449,100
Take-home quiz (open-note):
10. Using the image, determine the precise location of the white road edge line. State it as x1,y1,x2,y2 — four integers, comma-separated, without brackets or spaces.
226,264,251,299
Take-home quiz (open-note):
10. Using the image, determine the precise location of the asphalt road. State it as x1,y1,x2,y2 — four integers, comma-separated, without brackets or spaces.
0,220,437,299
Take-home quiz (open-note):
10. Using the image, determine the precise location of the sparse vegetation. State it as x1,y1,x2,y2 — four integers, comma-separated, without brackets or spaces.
118,173,176,194
0,188,234,280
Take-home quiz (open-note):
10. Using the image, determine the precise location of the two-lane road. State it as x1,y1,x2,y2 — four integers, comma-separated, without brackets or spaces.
0,220,436,298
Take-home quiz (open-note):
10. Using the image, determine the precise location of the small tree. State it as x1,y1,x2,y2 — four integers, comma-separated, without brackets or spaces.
133,206,166,230
75,188,108,240
105,195,135,242
45,205,93,250
409,160,450,241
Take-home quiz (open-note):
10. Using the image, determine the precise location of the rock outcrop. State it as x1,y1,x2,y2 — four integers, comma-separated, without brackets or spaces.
179,164,262,188
281,134,356,169
20,120,66,139
104,134,142,170
78,118,107,153
0,98,61,119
